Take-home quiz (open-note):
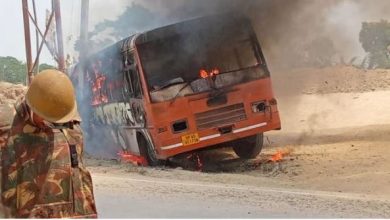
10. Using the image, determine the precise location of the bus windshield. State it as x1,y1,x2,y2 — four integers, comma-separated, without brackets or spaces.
138,20,269,102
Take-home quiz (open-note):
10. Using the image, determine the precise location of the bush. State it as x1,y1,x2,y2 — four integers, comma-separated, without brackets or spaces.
0,56,55,84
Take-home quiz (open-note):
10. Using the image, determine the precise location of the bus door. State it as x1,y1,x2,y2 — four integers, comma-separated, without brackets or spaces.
118,50,146,155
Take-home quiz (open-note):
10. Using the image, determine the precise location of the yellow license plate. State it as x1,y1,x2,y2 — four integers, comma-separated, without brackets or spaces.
181,133,200,146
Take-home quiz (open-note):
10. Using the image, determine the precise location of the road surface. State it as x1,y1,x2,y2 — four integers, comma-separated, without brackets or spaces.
92,174,390,218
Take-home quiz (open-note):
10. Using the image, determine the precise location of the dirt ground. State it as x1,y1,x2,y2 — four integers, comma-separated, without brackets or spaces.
86,65,390,212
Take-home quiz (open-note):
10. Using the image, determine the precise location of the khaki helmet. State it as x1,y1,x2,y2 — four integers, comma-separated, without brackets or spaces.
26,69,77,123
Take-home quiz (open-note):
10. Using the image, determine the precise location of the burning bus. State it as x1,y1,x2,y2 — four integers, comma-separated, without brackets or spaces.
79,14,281,165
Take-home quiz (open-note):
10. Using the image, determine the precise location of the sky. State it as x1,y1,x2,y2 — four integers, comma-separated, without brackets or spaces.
0,0,132,65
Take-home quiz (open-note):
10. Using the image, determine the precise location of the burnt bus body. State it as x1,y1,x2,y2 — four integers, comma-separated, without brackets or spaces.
84,14,281,165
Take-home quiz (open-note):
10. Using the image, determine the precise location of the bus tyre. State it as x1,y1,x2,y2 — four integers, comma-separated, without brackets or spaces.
137,133,164,166
232,133,263,159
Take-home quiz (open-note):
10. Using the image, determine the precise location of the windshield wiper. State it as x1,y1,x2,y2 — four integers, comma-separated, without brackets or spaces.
207,63,261,97
169,78,199,105
152,77,185,92
169,63,261,105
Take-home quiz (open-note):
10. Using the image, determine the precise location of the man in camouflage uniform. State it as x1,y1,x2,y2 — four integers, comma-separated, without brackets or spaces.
1,70,97,218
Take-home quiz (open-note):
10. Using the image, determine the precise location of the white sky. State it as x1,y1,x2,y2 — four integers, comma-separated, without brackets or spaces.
0,0,132,65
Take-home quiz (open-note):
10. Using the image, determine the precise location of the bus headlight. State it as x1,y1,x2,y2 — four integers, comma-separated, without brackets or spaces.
252,101,266,113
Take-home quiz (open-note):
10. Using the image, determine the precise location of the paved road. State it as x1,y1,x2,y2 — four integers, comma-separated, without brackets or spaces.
92,174,390,218
95,191,287,218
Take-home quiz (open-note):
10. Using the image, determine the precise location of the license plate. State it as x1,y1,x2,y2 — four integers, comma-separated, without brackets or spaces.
181,133,200,146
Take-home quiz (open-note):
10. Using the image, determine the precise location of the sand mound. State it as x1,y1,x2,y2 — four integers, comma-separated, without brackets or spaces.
0,81,27,105
272,65,390,97
0,81,26,148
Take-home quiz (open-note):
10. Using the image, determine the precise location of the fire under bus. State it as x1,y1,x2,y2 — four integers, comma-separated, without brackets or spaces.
81,14,281,166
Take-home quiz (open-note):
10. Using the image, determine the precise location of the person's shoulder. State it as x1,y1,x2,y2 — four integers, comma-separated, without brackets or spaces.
13,98,30,121
7,99,40,139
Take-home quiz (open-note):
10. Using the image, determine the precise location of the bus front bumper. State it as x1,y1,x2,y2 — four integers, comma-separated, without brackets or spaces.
155,118,281,159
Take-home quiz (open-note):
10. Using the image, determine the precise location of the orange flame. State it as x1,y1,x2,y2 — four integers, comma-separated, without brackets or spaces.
211,68,220,76
118,151,148,166
270,150,283,162
269,148,293,162
200,69,208,79
199,68,220,79
91,74,109,106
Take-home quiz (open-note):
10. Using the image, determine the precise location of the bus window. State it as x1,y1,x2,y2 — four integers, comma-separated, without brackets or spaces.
130,67,142,99
123,70,133,99
123,52,142,99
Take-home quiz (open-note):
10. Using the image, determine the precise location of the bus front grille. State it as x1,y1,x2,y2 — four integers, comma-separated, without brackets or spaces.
195,103,247,130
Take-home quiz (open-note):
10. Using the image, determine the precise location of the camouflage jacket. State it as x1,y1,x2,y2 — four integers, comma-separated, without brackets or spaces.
0,104,15,150
1,100,97,218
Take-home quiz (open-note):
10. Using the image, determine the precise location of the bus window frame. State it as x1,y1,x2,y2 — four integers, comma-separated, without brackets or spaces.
122,50,143,99
249,29,270,75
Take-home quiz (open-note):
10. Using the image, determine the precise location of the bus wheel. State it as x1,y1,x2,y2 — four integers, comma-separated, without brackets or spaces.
232,133,263,159
137,133,164,166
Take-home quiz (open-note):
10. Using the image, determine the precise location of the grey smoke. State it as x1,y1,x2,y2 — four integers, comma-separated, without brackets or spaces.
88,0,390,69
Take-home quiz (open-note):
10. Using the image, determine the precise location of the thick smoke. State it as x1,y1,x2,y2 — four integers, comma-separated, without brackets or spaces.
146,0,359,69
88,0,390,70
87,0,370,68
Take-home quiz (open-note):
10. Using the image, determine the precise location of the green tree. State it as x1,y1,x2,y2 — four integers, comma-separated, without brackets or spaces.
359,20,390,69
0,56,56,84
0,56,26,84
38,63,55,71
